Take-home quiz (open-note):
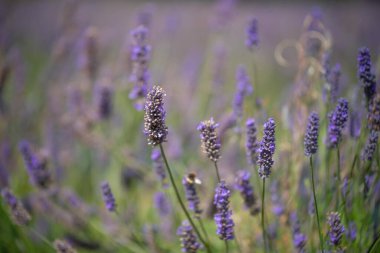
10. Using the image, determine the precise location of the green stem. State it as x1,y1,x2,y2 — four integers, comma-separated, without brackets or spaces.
198,218,211,246
159,144,211,253
336,145,341,209
214,161,221,183
30,228,55,250
368,232,380,253
310,156,324,253
234,236,242,253
225,240,229,253
262,178,267,253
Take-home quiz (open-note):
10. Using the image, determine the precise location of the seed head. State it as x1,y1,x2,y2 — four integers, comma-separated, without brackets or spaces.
197,118,221,162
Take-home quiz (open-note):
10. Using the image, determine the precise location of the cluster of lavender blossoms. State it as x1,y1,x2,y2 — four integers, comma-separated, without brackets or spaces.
214,181,234,241
357,47,377,103
327,98,349,148
1,188,31,226
245,17,259,50
177,221,202,253
19,141,51,189
361,130,378,162
304,112,319,156
143,86,168,146
182,173,202,217
368,94,380,132
290,212,307,253
233,65,253,119
327,212,345,247
235,170,259,215
129,25,152,110
197,118,221,162
245,118,259,165
101,181,117,212
257,118,276,178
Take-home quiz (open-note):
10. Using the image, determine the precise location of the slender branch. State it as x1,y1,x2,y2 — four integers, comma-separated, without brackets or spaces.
159,144,211,253
310,156,324,253
214,161,221,183
262,178,267,253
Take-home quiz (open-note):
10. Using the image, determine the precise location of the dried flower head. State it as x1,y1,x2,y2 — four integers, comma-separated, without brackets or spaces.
1,188,31,226
177,220,202,253
144,86,168,146
361,131,378,162
182,173,202,217
368,93,380,132
214,181,235,241
257,118,276,178
358,47,376,102
235,170,259,215
327,212,345,247
54,239,77,253
245,118,259,166
101,181,116,212
304,112,319,156
327,98,349,148
197,118,221,162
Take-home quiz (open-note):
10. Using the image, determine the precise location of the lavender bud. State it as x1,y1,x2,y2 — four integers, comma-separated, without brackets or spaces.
245,17,259,50
361,130,378,162
182,173,202,217
257,118,276,178
233,65,253,119
304,112,319,156
151,148,167,187
357,47,376,102
327,212,345,247
154,192,172,217
234,170,259,215
245,118,259,166
143,86,168,146
327,98,349,148
368,94,380,132
197,118,221,162
214,181,235,241
1,188,31,226
177,220,202,253
19,141,51,189
54,239,77,253
101,181,116,212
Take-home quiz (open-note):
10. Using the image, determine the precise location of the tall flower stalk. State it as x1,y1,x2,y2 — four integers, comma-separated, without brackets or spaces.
143,86,210,252
257,118,276,252
304,112,324,252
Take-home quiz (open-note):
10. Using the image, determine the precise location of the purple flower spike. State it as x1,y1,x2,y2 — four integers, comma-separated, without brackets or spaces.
143,86,168,146
197,118,221,162
327,98,349,148
235,170,259,215
358,47,376,102
177,220,202,253
257,118,276,178
96,84,113,120
1,188,31,226
304,112,319,157
327,212,344,247
233,65,253,119
368,94,380,132
154,192,172,217
246,17,259,50
101,181,116,212
361,130,378,162
245,118,259,166
182,173,202,217
290,212,307,253
214,181,234,241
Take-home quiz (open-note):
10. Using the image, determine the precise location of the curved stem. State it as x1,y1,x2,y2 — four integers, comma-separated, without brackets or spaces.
159,144,211,253
262,178,267,253
310,156,324,253
214,161,221,183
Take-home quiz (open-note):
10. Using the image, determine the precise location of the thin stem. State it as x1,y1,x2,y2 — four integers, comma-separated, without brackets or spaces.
198,218,211,246
349,154,358,178
30,228,55,250
225,240,229,253
159,144,211,253
214,161,221,183
310,156,324,253
234,236,242,253
368,232,380,253
336,145,341,209
262,178,267,253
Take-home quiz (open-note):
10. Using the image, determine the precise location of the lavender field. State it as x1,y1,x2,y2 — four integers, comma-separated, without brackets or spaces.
1,0,380,252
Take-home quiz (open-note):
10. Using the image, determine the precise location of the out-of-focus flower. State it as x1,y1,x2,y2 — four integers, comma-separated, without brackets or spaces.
327,212,344,247
101,181,116,212
182,173,202,217
245,118,259,166
357,47,376,103
270,180,284,216
368,94,380,132
1,188,31,226
154,191,172,217
361,130,378,162
177,220,202,253
327,98,349,148
246,17,259,50
235,170,259,215
290,212,307,253
151,148,167,187
233,65,253,120
54,239,77,253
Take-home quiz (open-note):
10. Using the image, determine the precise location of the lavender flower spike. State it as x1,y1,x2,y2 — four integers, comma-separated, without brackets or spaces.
361,130,378,162
101,181,116,212
54,239,77,253
197,118,221,162
290,212,307,253
143,85,168,146
304,112,319,157
214,181,235,240
368,93,380,132
1,188,31,226
357,47,376,102
233,65,253,119
177,220,202,253
327,98,349,148
246,118,259,166
246,17,259,50
327,212,345,247
235,170,259,215
96,83,113,120
182,173,202,217
257,118,276,178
